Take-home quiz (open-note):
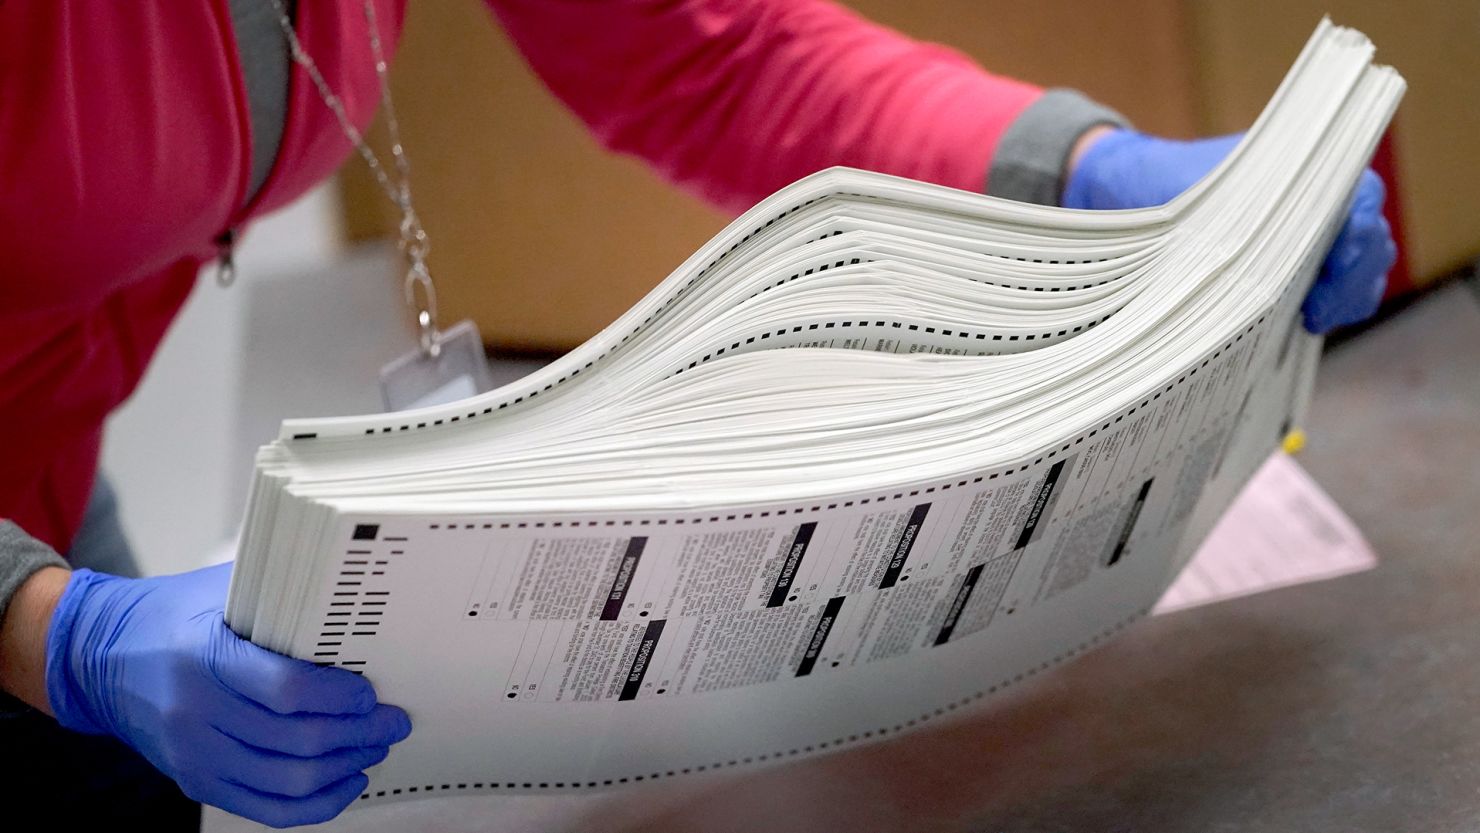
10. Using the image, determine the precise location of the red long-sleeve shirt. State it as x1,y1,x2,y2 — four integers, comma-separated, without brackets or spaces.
0,0,1040,551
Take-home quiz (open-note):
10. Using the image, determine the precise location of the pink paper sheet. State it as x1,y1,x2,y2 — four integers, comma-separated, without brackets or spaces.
1154,452,1378,614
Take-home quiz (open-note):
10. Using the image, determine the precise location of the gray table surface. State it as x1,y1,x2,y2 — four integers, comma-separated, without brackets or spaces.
212,278,1480,833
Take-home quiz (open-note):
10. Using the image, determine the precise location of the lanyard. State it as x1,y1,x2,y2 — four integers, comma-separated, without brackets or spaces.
265,0,445,358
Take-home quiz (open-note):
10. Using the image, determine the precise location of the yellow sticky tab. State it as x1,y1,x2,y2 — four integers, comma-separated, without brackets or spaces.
1282,428,1307,455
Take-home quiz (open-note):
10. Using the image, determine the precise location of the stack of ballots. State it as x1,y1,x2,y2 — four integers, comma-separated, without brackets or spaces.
227,20,1402,806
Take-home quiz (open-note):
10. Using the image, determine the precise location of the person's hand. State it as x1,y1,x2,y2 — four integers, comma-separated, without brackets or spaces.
1062,128,1397,334
45,563,412,828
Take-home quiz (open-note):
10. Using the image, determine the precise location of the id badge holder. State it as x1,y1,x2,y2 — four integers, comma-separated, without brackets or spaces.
379,319,496,412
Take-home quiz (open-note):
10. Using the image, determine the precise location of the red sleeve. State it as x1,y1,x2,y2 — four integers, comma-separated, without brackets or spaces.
483,0,1042,214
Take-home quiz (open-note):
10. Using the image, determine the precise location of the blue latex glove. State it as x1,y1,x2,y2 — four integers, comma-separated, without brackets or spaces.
45,564,412,828
1062,130,1397,333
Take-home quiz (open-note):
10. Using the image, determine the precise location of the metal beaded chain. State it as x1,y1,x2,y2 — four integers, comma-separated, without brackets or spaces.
265,0,444,357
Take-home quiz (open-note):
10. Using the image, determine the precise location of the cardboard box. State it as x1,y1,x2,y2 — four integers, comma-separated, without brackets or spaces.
344,1,1477,349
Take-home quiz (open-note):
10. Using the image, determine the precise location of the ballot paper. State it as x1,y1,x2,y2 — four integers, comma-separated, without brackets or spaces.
226,21,1402,806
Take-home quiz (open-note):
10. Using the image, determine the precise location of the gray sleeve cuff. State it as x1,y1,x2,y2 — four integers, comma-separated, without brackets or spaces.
0,521,67,714
0,520,68,633
986,88,1130,207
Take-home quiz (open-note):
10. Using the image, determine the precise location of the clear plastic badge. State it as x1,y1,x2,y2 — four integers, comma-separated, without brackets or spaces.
379,319,495,412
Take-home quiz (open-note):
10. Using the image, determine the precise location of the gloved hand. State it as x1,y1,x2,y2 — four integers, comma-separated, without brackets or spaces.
1062,129,1397,333
45,563,412,828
